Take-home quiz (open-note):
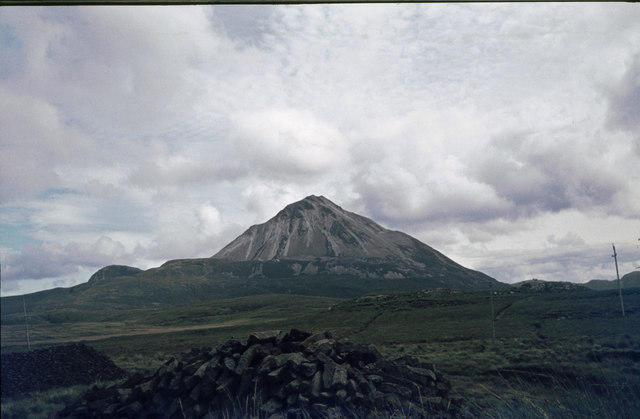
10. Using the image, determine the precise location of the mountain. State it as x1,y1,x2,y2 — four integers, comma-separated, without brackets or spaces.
1,196,504,317
214,195,425,261
585,271,640,290
212,195,495,286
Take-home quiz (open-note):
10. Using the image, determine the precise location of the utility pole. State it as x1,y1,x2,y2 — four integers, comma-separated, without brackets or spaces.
23,297,32,351
490,286,496,344
612,243,625,317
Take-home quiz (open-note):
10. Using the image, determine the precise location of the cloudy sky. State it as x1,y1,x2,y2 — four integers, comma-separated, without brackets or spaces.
1,4,639,296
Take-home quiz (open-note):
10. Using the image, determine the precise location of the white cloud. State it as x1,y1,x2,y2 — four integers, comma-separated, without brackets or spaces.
1,7,223,134
197,203,222,237
2,236,131,282
0,87,96,202
606,53,640,133
229,107,349,179
2,4,639,296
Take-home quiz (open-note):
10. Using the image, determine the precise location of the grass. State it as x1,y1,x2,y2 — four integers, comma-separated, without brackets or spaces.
1,294,342,348
2,287,639,417
378,336,640,417
1,259,505,319
0,380,123,419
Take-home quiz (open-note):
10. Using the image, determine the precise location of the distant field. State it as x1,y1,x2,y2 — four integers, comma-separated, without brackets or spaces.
2,287,639,417
1,294,342,350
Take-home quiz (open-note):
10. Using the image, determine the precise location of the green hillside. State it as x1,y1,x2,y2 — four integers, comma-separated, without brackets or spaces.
1,258,508,319
585,271,640,290
4,286,639,418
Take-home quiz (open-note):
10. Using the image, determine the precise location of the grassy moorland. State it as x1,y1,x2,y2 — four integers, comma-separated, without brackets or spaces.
2,287,639,418
1,258,506,317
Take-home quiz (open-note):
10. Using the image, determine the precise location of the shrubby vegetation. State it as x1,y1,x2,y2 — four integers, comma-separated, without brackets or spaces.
2,287,639,417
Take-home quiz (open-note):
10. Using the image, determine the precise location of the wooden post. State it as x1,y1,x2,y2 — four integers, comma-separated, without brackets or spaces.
612,244,625,317
490,287,496,344
23,297,32,351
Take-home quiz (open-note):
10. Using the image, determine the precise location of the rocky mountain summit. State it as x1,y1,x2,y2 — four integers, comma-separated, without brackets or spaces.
57,330,460,418
212,195,495,285
214,195,419,261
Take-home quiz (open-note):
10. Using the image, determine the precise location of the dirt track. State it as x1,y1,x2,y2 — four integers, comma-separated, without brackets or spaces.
1,319,259,347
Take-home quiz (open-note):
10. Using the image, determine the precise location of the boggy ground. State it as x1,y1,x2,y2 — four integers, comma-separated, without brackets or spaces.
2,288,639,417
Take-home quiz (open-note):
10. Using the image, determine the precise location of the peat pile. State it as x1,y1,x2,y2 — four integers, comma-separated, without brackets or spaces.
1,343,127,397
57,329,459,418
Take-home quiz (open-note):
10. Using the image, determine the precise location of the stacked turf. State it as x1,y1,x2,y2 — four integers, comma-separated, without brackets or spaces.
57,330,458,418
1,343,127,397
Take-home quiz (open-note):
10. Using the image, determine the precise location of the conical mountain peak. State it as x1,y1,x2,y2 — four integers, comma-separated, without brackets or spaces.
211,196,494,285
274,195,340,220
212,195,392,261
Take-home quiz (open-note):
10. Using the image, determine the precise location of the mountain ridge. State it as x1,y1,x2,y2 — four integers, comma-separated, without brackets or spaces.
1,195,505,315
213,195,404,261
211,195,489,283
585,271,640,290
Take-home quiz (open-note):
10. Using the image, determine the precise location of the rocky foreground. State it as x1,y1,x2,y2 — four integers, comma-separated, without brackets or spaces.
57,329,460,418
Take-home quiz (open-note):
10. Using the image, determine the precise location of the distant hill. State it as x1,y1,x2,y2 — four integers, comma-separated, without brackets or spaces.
1,195,505,318
585,271,640,290
512,278,589,292
88,265,143,282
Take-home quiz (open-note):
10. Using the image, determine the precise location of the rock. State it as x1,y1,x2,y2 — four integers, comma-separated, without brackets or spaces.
194,359,213,378
260,399,283,414
310,371,323,398
299,362,317,378
267,366,288,383
218,338,245,357
222,357,236,372
321,362,336,390
366,374,383,384
308,339,335,355
274,352,309,369
281,329,312,343
331,365,348,389
406,365,437,385
235,344,264,375
247,330,281,346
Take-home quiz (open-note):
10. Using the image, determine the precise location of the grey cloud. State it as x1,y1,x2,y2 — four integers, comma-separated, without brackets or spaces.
226,108,350,182
547,231,586,247
477,244,626,284
357,182,511,231
1,7,221,137
210,6,274,48
3,4,640,296
607,54,640,132
0,88,96,203
2,236,133,282
140,219,240,261
471,134,626,218
126,157,247,190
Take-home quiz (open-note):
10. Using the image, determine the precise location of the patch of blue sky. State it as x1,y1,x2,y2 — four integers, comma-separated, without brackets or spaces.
92,197,154,234
0,221,40,251
0,19,19,45
0,15,26,77
37,187,77,199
